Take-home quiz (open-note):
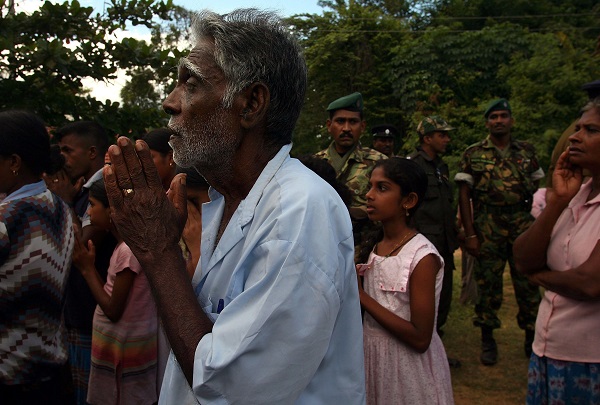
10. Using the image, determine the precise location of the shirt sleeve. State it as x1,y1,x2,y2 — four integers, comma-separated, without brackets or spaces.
531,167,545,182
113,243,142,275
454,150,473,186
80,202,91,228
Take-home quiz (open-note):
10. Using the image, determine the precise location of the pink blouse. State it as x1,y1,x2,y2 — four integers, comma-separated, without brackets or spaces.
533,180,600,362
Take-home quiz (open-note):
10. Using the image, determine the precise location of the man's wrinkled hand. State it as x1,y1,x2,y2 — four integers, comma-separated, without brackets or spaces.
103,137,188,263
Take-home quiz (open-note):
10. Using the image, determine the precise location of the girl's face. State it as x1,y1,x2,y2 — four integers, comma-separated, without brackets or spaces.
365,166,405,222
87,196,111,230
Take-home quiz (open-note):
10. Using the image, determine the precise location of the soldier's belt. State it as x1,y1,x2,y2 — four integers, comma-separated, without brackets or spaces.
477,201,531,215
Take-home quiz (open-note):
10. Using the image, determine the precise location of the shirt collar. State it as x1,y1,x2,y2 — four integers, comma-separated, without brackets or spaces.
570,179,600,208
2,180,47,204
208,144,292,228
415,146,435,162
83,167,105,189
481,135,516,149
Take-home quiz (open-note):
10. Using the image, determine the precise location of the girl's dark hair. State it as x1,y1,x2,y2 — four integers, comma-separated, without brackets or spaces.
88,178,110,208
356,157,427,264
0,110,51,176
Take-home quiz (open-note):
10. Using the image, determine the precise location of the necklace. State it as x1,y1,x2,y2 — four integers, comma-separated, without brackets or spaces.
376,231,416,261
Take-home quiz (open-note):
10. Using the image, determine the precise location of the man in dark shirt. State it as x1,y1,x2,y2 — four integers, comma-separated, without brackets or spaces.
409,116,460,367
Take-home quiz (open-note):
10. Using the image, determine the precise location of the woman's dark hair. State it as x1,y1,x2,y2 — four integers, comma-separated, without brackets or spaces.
0,110,51,176
88,178,110,208
356,157,427,263
176,166,209,190
141,128,173,155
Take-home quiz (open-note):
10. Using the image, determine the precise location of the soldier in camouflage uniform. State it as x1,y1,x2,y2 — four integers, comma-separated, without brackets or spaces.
454,99,544,366
315,92,387,254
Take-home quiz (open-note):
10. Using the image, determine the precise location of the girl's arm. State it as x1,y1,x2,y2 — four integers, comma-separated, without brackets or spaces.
527,240,600,300
73,237,136,323
359,253,439,353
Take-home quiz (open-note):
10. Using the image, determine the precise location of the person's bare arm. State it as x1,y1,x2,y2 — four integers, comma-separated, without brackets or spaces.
358,254,439,353
104,136,211,385
528,240,600,300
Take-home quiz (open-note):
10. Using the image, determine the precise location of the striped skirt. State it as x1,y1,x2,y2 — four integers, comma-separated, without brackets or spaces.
87,313,158,405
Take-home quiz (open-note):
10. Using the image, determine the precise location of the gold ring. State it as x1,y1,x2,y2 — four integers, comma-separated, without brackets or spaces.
53,179,59,183
123,188,134,196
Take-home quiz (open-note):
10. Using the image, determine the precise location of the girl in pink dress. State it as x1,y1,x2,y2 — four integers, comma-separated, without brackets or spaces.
357,158,454,404
72,178,157,405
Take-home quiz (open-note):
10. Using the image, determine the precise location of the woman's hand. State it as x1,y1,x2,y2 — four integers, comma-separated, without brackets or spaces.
549,149,583,205
43,169,84,206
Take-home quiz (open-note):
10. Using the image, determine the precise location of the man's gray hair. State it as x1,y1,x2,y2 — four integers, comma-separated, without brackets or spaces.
582,96,600,113
191,9,307,146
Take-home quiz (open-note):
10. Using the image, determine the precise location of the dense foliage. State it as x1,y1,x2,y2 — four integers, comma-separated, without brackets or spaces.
288,0,600,182
1,0,598,177
0,0,189,139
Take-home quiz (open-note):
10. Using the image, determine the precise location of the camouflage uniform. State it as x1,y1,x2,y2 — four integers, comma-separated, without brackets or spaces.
455,136,542,331
408,146,458,333
315,142,387,251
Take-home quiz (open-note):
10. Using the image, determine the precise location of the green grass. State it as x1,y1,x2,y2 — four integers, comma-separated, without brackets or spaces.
443,252,530,404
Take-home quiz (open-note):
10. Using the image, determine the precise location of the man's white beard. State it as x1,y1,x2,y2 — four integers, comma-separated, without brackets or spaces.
169,107,239,170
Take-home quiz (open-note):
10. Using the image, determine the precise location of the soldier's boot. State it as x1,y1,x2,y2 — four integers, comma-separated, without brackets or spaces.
524,329,534,358
480,327,497,366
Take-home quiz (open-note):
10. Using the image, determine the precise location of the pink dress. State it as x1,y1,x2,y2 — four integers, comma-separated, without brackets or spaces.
87,242,158,405
362,234,454,404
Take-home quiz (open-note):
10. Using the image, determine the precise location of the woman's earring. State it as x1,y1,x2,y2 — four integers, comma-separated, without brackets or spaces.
404,206,409,217
12,170,18,176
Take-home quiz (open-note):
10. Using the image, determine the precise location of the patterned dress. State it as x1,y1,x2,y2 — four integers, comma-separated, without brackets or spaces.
362,234,454,404
87,242,158,405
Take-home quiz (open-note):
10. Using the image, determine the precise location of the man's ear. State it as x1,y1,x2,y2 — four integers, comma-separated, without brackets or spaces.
239,82,270,129
9,154,22,173
89,145,98,160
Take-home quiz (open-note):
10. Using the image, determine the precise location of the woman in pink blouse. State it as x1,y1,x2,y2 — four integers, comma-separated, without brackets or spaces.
514,98,600,404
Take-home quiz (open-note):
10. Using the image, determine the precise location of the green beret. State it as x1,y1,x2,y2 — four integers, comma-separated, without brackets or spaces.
582,79,600,99
326,92,363,112
484,98,511,118
371,124,398,139
417,116,454,136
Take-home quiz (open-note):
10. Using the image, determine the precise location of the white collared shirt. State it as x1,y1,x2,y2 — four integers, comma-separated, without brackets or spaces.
159,144,366,404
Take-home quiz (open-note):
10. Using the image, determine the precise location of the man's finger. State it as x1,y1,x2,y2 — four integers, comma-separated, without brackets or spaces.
168,173,188,230
135,140,164,192
108,137,140,191
103,164,125,211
